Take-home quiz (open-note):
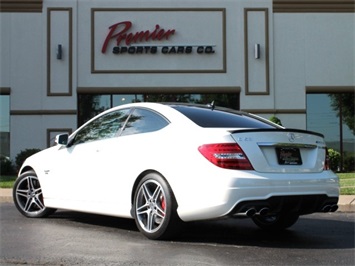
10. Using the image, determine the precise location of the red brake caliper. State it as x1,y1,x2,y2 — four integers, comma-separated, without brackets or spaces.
160,194,166,216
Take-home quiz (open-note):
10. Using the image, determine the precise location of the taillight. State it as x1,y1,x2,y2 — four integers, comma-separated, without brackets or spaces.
324,148,330,170
198,143,254,170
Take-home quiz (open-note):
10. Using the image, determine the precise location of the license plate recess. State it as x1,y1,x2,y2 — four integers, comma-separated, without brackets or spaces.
276,147,302,165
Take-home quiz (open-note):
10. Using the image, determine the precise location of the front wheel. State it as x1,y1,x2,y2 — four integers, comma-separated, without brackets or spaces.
13,171,56,218
133,173,181,240
252,213,299,231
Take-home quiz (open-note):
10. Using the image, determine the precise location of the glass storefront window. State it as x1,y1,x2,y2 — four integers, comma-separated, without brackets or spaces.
0,95,10,157
144,93,239,109
307,93,355,171
307,94,340,150
78,93,239,127
78,95,111,126
113,94,144,106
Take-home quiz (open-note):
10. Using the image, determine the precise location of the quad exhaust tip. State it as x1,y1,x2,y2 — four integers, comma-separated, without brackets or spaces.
245,208,256,217
322,204,338,213
237,203,338,218
244,207,270,217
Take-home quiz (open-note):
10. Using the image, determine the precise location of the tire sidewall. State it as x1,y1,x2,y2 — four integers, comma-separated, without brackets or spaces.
133,172,178,240
13,171,53,218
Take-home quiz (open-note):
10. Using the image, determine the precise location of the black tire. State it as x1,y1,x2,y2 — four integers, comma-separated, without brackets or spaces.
252,213,299,231
13,171,56,218
133,172,181,240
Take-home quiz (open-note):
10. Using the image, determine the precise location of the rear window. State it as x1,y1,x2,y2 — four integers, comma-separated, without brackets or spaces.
120,108,169,136
171,105,278,128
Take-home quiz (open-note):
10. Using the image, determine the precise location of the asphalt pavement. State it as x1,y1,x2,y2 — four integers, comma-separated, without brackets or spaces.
1,188,354,212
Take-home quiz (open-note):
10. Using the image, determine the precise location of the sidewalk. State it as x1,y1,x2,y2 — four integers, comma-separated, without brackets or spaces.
1,188,354,212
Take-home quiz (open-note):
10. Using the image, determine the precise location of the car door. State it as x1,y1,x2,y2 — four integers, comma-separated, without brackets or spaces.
47,108,131,212
47,107,169,217
87,107,171,215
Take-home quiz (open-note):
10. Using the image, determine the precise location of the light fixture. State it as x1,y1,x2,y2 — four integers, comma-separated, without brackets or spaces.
56,44,62,60
254,44,260,59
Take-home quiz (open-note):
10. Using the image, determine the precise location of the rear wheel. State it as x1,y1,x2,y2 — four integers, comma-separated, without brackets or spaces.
133,173,181,240
252,213,299,231
13,171,56,218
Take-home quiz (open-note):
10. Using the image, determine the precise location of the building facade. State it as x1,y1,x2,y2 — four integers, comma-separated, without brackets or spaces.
0,0,354,169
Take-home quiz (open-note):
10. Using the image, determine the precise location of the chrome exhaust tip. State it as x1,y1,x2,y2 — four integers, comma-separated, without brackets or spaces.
258,207,270,216
322,205,331,212
245,208,257,217
330,204,338,212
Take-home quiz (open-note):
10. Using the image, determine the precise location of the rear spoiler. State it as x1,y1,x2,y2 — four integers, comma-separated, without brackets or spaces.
229,128,324,138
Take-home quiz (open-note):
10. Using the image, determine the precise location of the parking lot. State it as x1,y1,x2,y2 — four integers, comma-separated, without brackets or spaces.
1,202,354,265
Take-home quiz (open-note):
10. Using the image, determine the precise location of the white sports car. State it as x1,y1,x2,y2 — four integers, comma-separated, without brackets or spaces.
13,102,339,239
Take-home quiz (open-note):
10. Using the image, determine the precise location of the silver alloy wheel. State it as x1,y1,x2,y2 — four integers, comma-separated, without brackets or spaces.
135,179,167,233
15,175,46,215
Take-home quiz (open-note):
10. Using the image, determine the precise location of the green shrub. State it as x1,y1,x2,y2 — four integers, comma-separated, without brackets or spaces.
343,154,355,172
328,148,341,172
269,116,283,126
0,155,14,175
15,148,41,170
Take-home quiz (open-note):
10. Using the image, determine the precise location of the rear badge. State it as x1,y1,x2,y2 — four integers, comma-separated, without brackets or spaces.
287,133,296,142
237,137,252,142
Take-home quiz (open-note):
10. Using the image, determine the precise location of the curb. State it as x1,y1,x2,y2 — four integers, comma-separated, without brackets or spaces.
337,195,355,212
1,188,354,212
0,189,13,203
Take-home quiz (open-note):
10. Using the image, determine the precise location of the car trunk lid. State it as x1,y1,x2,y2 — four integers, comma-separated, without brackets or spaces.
230,129,327,173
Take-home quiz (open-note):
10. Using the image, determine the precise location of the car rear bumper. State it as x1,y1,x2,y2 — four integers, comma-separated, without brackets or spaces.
176,170,339,222
229,194,339,217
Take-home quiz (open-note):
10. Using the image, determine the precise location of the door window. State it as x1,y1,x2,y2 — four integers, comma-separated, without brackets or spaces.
72,109,130,145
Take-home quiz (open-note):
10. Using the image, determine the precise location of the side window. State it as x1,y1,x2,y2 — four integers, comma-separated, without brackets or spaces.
72,109,130,145
121,108,169,136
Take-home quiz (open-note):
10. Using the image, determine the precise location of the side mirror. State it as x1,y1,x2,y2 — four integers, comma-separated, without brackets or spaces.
55,133,69,145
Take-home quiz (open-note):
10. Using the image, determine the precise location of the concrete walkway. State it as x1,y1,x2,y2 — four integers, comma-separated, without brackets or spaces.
1,188,354,212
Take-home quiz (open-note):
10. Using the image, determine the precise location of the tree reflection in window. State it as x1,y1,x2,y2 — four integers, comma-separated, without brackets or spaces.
73,109,130,145
307,93,354,172
78,95,111,126
78,93,240,128
328,93,355,171
329,93,354,135
144,93,239,110
121,108,169,136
